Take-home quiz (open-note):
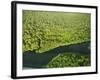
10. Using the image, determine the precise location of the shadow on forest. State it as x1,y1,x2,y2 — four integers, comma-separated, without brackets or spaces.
23,41,90,69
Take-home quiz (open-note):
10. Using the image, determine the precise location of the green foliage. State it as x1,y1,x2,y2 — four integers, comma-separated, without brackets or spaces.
23,10,91,68
46,52,90,68
23,10,91,53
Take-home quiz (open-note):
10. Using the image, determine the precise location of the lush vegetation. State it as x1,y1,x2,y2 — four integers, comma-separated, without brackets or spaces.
46,52,90,68
23,10,91,68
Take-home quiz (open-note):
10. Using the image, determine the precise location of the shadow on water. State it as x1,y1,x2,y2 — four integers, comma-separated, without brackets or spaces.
23,41,90,68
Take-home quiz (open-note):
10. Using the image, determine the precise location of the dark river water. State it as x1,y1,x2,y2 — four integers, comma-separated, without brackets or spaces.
23,41,90,69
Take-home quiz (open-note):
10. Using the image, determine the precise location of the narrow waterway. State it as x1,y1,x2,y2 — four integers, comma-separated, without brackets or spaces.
23,41,90,68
